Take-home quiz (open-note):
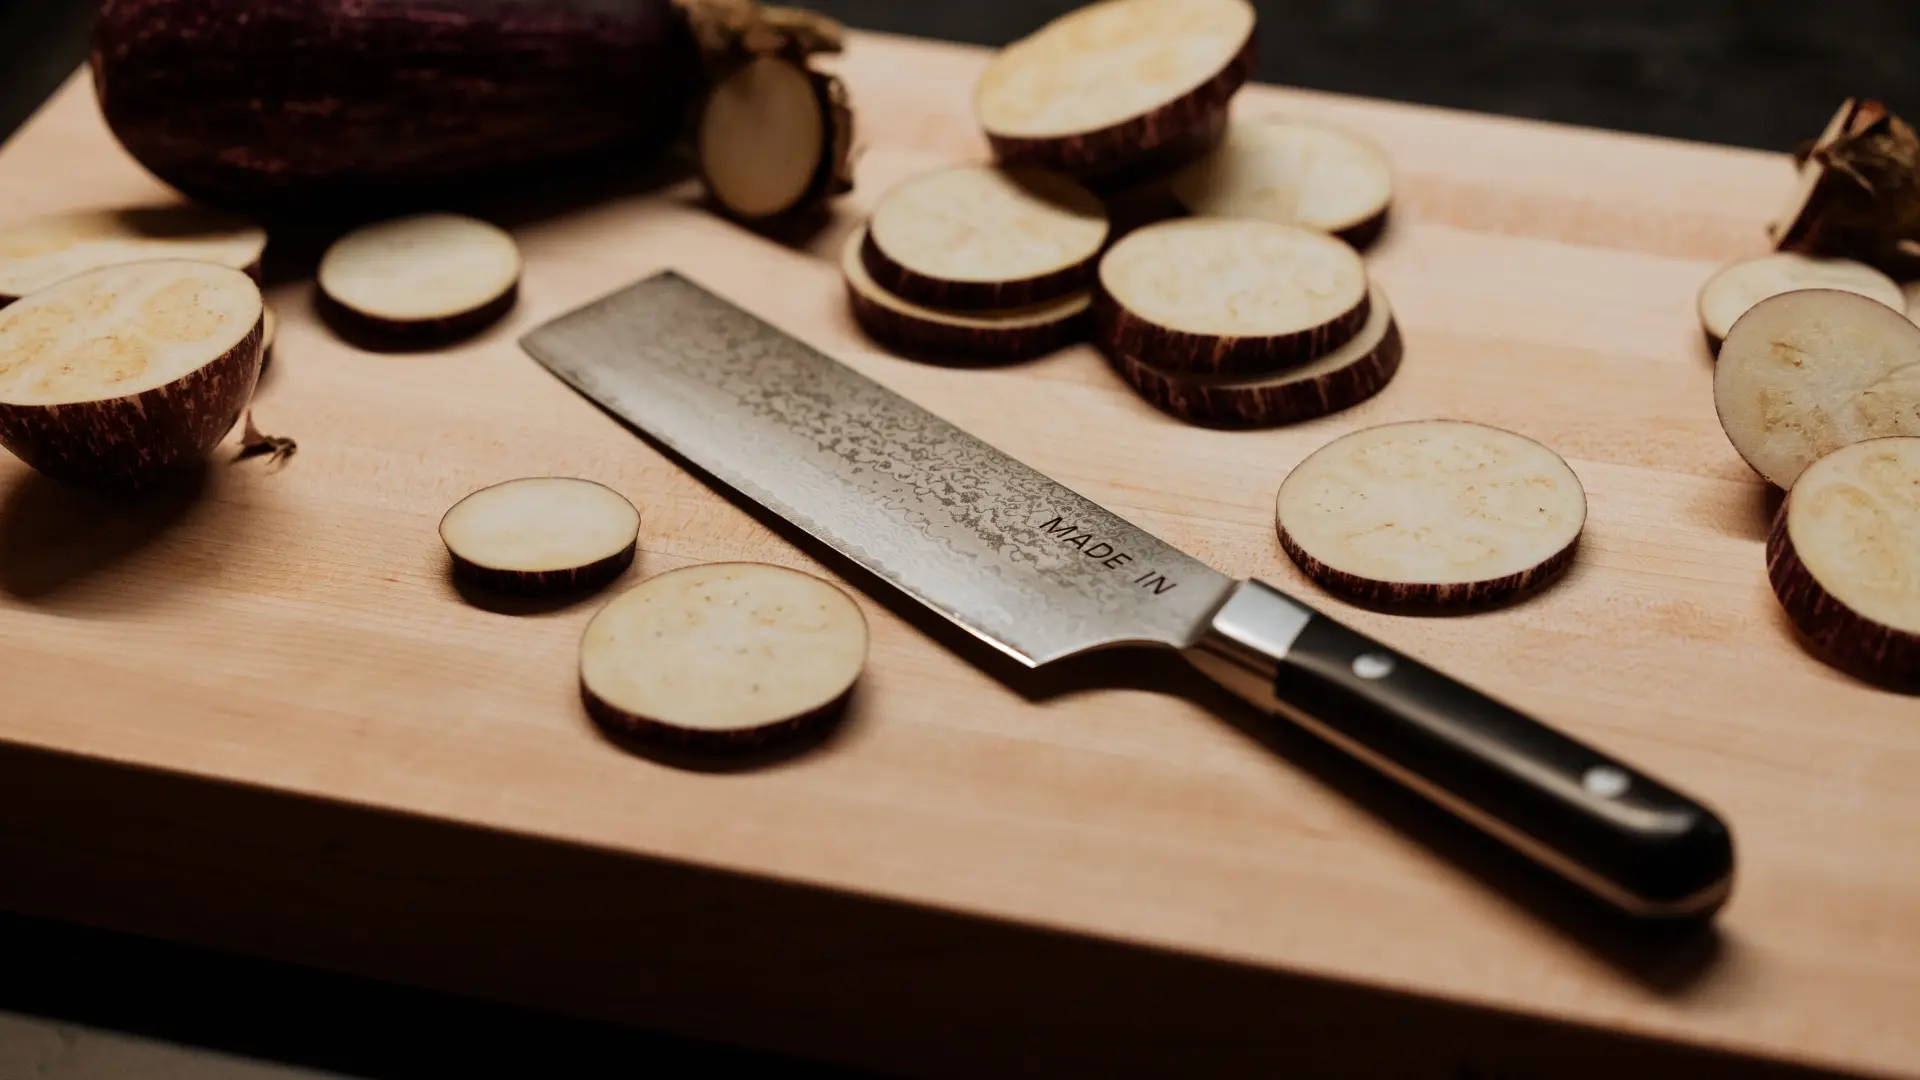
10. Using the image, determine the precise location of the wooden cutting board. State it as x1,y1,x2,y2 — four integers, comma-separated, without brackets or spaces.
0,32,1914,1080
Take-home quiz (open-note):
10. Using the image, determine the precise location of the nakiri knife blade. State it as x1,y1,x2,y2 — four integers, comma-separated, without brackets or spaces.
522,270,1735,921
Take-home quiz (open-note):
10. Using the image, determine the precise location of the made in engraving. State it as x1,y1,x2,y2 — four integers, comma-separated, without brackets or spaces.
520,271,1236,665
1037,514,1177,594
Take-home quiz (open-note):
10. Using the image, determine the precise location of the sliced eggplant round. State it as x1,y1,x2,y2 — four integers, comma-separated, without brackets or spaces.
699,56,854,222
319,213,521,343
441,477,641,597
842,224,1091,362
1170,120,1394,249
0,259,263,490
973,0,1255,178
1768,98,1920,274
1115,282,1401,428
580,562,869,751
1697,252,1904,352
1096,218,1370,377
0,206,265,306
1715,288,1920,489
1768,437,1920,687
864,166,1108,310
1276,420,1588,609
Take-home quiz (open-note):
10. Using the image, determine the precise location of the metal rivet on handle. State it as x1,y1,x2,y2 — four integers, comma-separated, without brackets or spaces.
1582,766,1632,799
1352,653,1395,680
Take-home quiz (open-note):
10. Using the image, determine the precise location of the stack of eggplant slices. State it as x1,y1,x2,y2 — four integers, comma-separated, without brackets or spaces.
842,0,1398,431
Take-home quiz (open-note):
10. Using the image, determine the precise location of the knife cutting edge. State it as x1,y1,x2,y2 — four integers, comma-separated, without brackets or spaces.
521,270,1735,921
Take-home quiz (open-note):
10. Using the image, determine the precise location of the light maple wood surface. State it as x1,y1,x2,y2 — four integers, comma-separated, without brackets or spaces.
0,33,1915,1079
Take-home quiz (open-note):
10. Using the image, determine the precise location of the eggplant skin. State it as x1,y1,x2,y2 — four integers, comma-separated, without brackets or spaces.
1767,496,1920,689
92,0,701,213
451,540,636,597
0,319,263,493
583,679,854,753
317,281,520,346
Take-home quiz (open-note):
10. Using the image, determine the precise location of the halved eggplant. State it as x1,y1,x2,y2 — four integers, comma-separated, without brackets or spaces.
0,206,264,306
0,259,263,490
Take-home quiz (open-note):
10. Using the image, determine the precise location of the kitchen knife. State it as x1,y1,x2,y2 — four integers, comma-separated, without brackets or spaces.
522,271,1734,920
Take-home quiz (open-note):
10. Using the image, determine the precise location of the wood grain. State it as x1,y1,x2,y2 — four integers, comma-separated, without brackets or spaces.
0,32,1914,1078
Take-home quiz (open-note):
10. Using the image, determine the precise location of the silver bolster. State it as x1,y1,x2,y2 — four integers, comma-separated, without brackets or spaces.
1185,580,1316,711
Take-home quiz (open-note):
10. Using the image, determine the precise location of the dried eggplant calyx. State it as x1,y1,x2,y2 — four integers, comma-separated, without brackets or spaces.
674,0,845,69
1772,98,1920,273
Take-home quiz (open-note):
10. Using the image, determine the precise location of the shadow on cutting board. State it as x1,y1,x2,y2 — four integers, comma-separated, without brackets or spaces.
246,149,698,292
589,693,861,775
1750,483,1787,541
447,574,624,619
593,407,1739,997
0,464,222,611
1010,646,1729,1000
684,190,846,252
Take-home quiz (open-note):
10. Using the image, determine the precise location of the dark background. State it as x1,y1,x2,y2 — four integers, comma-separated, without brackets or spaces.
813,0,1919,150
0,0,1912,1076
5,0,1919,152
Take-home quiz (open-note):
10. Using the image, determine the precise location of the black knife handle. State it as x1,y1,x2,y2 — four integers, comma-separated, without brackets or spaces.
1188,580,1734,919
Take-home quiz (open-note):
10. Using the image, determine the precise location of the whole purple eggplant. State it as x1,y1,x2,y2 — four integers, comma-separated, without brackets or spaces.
92,0,703,213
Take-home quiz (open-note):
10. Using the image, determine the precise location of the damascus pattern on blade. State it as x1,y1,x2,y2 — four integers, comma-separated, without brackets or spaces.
522,272,1234,666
